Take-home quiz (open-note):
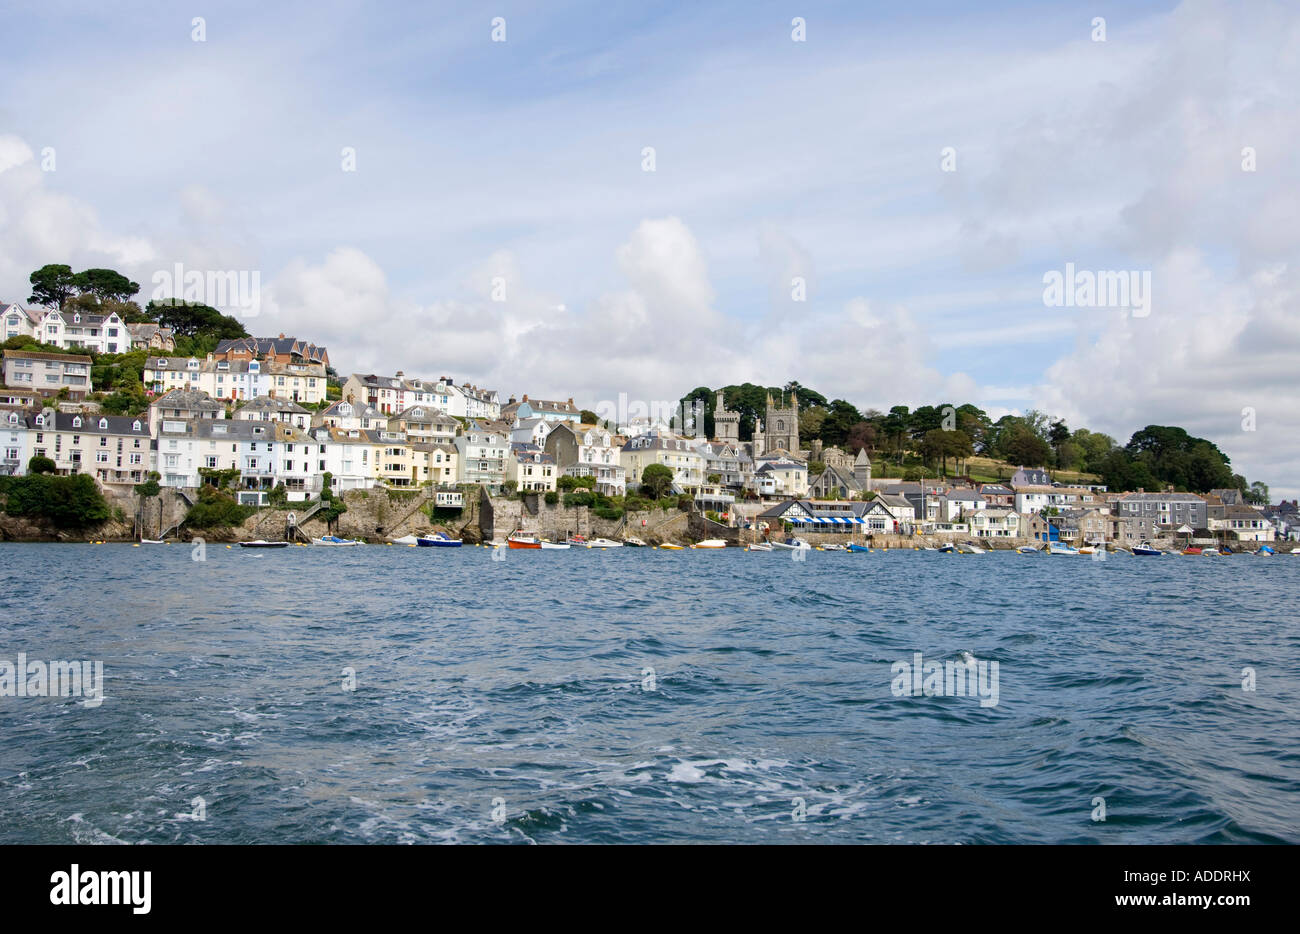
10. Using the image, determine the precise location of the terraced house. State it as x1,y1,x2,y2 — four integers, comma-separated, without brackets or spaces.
1117,491,1208,530
2,350,93,400
454,420,509,491
545,422,626,495
29,410,150,485
31,308,126,354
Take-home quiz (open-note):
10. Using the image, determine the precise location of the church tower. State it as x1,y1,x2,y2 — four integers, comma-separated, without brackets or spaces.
714,390,740,444
764,391,799,454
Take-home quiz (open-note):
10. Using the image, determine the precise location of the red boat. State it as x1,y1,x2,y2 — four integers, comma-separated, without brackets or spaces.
508,533,541,549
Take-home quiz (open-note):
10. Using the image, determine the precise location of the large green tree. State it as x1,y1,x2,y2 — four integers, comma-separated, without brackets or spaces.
28,264,77,309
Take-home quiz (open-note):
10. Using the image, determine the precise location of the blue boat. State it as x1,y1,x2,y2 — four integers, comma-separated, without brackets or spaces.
1132,541,1162,556
417,532,463,547
847,543,871,553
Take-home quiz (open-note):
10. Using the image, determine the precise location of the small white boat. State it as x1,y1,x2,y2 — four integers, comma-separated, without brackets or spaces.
239,540,290,549
389,534,419,545
139,538,166,545
956,542,985,554
313,535,363,546
539,540,571,550
937,543,956,553
770,538,811,550
1045,542,1079,555
622,536,648,547
585,537,623,548
1016,545,1040,554
690,539,728,549
746,542,773,552
820,543,846,551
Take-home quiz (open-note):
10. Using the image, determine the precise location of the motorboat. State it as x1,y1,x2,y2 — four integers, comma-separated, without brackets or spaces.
566,534,590,546
1045,542,1079,555
622,536,648,547
957,542,985,554
847,543,872,553
389,534,419,545
539,539,571,549
1182,546,1203,555
746,542,773,552
508,533,542,549
417,533,463,547
1132,541,1163,556
239,540,290,548
139,538,166,545
313,535,363,546
1254,545,1275,556
770,538,811,550
821,543,846,551
937,543,956,553
1016,545,1040,554
658,542,685,550
572,536,622,548
691,539,728,549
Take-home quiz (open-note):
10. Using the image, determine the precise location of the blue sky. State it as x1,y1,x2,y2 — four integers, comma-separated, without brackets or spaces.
2,0,1298,494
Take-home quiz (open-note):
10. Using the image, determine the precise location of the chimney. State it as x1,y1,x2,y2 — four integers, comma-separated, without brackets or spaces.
278,333,285,339
567,397,574,406
395,370,404,377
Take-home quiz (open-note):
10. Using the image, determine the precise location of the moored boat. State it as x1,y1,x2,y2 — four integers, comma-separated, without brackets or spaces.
622,536,648,547
239,540,290,548
1016,545,1040,554
658,542,685,550
770,537,810,550
746,542,773,552
1045,542,1079,555
313,535,363,546
417,532,463,547
389,534,418,545
1132,541,1162,556
539,539,570,549
1254,545,1275,556
508,533,542,549
690,539,728,549
847,543,872,553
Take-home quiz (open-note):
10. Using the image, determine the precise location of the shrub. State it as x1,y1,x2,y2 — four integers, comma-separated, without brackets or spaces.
0,473,111,528
544,491,559,505
185,486,254,529
28,455,56,475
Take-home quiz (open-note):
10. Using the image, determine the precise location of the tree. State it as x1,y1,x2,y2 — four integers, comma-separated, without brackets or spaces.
28,455,56,475
1245,481,1270,505
145,299,250,340
640,463,674,499
579,409,599,425
28,264,77,309
1002,424,1052,468
1049,419,1070,465
317,473,348,533
72,268,140,304
820,399,863,447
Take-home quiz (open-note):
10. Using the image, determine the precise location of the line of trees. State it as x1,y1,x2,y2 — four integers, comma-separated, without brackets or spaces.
679,382,1261,496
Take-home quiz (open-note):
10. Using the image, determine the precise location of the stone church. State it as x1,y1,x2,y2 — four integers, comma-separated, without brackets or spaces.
753,391,798,456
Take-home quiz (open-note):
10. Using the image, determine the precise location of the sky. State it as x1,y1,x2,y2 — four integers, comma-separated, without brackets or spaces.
1,0,1297,495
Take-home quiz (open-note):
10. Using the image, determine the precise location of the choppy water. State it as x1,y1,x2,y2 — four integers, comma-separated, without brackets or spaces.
0,542,1297,844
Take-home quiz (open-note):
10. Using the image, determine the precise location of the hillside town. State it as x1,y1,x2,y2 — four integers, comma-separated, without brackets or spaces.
0,308,1295,549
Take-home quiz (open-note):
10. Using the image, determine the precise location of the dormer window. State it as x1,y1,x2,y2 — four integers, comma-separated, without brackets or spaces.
158,358,169,367
132,420,141,431
98,418,108,429
73,314,81,323
72,416,82,428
